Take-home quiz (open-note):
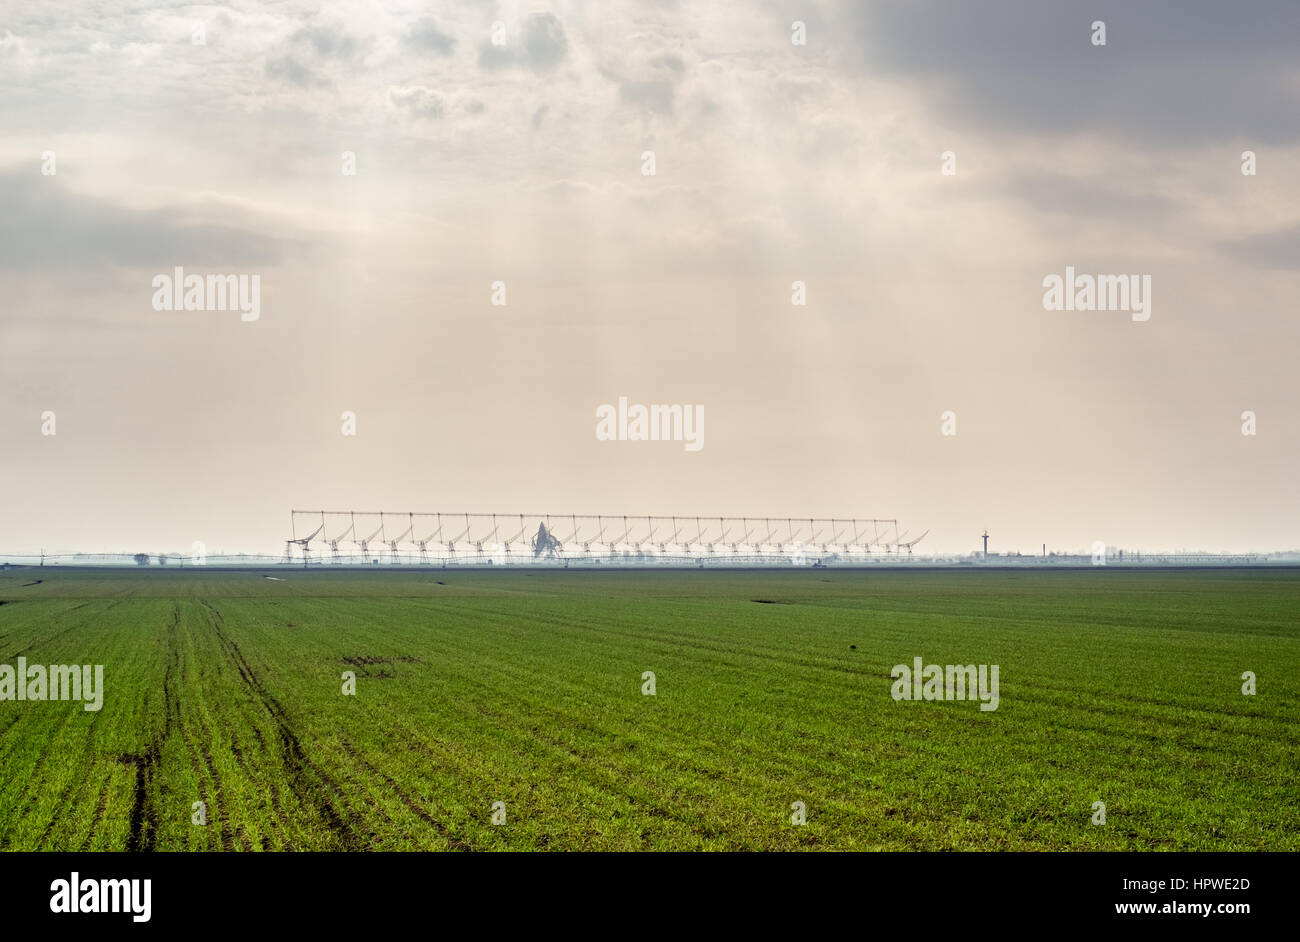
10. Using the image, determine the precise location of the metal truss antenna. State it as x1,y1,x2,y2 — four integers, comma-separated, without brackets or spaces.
285,511,915,566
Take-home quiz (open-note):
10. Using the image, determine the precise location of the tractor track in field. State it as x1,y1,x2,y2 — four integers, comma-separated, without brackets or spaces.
189,702,239,851
79,776,112,851
337,737,472,851
170,605,242,851
123,604,187,852
186,654,279,848
227,732,274,850
239,721,288,844
200,600,366,851
122,745,160,852
123,659,171,852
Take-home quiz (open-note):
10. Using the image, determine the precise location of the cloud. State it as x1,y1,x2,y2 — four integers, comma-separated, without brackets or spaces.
0,168,287,271
539,178,601,199
403,17,455,56
265,54,326,87
648,52,684,74
0,30,32,59
1220,224,1300,271
619,80,674,114
843,0,1300,146
388,85,446,119
292,23,360,61
520,12,567,70
388,85,485,121
1005,172,1179,222
478,12,568,72
265,21,366,86
599,40,687,115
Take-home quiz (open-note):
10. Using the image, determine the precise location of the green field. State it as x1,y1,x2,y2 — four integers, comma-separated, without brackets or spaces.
0,567,1296,851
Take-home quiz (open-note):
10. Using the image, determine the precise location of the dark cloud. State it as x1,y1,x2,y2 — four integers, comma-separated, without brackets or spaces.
845,0,1300,146
601,46,686,115
388,85,446,119
648,53,684,73
265,54,325,87
1005,172,1178,222
478,12,568,72
1219,224,1300,271
403,17,456,56
293,24,360,60
0,169,287,271
521,12,567,70
266,21,365,86
388,86,485,120
620,80,674,114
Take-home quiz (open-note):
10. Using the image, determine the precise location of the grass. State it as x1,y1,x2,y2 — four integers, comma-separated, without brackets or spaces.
0,566,1296,851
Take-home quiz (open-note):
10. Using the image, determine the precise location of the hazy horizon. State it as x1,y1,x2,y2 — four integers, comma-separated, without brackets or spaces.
3,2,1298,556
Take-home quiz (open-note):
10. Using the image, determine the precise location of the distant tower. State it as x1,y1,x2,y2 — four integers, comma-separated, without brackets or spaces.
982,530,989,559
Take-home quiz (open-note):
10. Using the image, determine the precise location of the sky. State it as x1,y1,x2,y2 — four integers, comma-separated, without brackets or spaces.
1,0,1298,556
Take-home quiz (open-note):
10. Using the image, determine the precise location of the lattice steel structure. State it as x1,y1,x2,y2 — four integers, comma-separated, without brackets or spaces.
285,511,926,566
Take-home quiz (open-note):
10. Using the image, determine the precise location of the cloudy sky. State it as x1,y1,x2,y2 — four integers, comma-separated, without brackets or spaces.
2,1,1298,556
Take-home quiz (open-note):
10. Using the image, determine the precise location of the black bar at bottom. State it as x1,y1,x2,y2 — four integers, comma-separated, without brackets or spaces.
1,851,1288,930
